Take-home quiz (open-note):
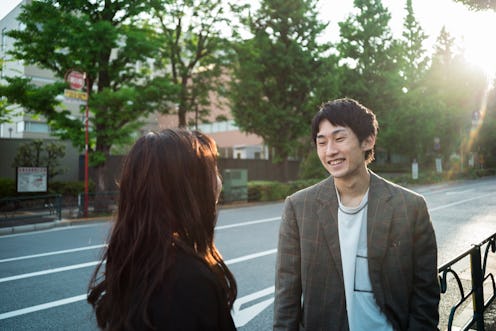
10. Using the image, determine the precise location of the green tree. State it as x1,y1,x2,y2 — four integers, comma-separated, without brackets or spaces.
0,58,13,124
475,88,496,167
0,0,176,192
424,27,487,163
336,0,403,155
12,139,66,180
399,0,429,87
452,0,496,11
388,0,433,162
149,0,233,128
229,0,332,178
0,98,11,124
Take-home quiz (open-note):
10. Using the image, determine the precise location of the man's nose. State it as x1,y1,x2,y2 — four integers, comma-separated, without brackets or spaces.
325,141,337,155
326,141,336,154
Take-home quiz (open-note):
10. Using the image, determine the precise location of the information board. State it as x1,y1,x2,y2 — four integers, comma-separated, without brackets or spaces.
16,167,48,193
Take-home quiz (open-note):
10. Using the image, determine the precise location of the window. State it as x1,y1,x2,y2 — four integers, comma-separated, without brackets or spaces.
16,121,24,132
27,122,50,133
16,121,50,133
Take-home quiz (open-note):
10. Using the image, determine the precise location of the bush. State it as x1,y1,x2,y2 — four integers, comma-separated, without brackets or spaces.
0,178,96,199
298,151,328,180
0,178,16,198
389,167,496,186
49,180,95,196
247,178,322,202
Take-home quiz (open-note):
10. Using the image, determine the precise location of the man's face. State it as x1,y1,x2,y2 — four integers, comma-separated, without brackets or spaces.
316,119,374,180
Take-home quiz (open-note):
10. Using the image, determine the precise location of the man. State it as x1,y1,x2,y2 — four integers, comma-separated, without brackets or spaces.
273,98,439,330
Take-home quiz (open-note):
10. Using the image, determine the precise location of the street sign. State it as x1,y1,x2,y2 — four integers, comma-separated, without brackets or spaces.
64,89,87,103
66,71,85,90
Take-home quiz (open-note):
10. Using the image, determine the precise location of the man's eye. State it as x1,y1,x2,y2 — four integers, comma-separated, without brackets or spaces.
317,141,326,146
336,137,345,142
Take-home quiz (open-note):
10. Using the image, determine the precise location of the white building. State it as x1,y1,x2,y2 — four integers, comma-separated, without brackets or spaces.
0,0,58,139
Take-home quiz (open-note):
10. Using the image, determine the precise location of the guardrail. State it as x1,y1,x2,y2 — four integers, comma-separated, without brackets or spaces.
0,192,119,225
0,194,62,227
439,232,496,331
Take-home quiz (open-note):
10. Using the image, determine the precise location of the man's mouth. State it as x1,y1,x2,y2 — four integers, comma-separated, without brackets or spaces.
327,159,344,166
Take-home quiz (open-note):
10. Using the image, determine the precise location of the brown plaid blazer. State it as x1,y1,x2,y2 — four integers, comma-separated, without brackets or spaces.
273,171,440,331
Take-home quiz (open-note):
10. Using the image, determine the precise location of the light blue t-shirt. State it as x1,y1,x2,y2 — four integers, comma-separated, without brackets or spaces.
337,189,392,331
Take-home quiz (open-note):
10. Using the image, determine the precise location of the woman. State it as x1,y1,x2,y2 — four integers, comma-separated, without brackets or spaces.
88,129,237,330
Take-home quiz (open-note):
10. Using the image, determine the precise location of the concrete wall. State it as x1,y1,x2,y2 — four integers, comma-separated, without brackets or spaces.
0,138,81,182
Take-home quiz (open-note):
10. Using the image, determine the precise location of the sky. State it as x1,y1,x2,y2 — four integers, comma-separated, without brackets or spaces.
2,0,496,76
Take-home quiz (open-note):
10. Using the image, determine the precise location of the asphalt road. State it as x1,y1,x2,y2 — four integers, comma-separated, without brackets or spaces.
1,176,495,330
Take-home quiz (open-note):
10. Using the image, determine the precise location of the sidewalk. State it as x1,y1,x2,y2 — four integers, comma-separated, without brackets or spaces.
0,215,109,235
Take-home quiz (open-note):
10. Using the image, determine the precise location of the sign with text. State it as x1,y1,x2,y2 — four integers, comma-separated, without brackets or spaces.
64,89,87,104
16,167,48,193
66,70,85,90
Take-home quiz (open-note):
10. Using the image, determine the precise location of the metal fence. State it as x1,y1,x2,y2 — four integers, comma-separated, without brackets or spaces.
439,232,496,330
0,194,62,227
75,191,119,218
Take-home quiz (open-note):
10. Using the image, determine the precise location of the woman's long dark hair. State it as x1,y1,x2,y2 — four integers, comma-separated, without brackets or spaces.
87,129,237,330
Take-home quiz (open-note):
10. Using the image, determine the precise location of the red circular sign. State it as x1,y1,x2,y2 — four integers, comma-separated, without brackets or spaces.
66,71,85,90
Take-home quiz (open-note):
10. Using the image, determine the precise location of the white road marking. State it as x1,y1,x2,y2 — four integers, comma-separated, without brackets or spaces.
0,244,106,263
0,248,278,283
445,189,474,195
0,294,88,320
225,249,277,265
0,261,103,283
0,248,277,320
216,217,280,230
232,286,275,327
429,193,494,212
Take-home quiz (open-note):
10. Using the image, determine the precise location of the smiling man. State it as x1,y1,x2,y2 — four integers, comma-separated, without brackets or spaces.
273,98,440,331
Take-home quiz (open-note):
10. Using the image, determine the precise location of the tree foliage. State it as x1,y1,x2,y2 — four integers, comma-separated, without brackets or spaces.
0,0,176,191
452,0,496,11
149,0,233,128
12,139,66,180
423,27,488,161
336,0,403,152
386,0,433,162
229,0,332,166
1,0,495,179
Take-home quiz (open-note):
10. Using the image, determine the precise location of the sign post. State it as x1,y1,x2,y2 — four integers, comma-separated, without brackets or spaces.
65,70,89,217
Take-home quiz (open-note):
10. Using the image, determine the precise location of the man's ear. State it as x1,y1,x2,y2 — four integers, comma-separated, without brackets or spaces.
361,135,376,152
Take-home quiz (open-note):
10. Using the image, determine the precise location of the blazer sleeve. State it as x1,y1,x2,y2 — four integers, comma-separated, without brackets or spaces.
274,196,302,331
408,196,440,330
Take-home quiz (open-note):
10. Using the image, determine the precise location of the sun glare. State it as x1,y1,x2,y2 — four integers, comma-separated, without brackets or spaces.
463,35,496,81
452,12,496,81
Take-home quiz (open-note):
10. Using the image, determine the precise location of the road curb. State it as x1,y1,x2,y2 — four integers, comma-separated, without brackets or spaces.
0,218,109,236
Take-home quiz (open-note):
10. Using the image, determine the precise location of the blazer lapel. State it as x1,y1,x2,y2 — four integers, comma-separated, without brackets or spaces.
367,172,394,305
316,177,344,284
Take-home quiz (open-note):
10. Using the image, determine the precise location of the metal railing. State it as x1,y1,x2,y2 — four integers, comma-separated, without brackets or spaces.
76,191,118,218
0,192,119,225
0,194,62,226
439,232,496,331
